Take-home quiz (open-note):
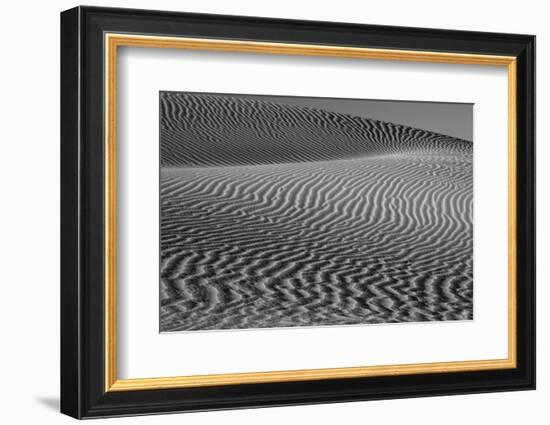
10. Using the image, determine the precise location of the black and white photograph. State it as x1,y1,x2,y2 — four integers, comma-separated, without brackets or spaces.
55,4,536,420
159,92,474,332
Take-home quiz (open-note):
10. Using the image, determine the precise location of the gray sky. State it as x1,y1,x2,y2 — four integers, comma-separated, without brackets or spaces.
197,92,473,142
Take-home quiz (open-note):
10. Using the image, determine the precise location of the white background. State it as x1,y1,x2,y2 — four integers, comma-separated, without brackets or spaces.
0,0,546,424
119,48,508,378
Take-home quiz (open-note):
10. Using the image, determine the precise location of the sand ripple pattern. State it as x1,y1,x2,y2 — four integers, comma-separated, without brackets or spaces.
160,93,473,332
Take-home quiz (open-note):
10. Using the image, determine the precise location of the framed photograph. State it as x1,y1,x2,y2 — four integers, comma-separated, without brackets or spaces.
60,6,535,419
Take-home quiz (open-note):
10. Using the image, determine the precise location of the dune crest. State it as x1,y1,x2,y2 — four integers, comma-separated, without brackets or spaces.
160,92,471,168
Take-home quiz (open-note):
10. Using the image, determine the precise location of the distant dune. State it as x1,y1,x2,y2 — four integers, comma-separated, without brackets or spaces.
160,92,472,168
159,93,473,332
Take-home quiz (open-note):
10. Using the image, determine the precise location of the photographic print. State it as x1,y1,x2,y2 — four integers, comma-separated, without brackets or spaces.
159,92,474,332
61,8,535,417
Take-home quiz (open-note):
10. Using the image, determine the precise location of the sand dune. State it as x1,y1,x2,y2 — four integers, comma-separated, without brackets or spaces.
159,93,473,332
160,92,471,168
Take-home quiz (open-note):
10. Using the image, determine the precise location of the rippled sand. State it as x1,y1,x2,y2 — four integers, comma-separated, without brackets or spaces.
159,93,473,332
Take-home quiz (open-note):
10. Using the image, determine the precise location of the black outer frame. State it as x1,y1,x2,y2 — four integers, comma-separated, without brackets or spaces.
60,5,535,419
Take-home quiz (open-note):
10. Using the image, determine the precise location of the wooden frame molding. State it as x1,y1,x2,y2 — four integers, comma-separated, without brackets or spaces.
103,33,518,392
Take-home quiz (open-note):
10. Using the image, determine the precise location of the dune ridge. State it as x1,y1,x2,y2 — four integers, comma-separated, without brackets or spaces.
160,92,472,168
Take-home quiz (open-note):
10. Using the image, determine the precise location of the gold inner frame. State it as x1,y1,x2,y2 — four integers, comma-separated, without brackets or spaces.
104,33,518,392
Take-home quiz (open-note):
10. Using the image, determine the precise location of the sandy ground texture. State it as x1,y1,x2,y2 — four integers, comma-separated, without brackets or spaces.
159,93,473,332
